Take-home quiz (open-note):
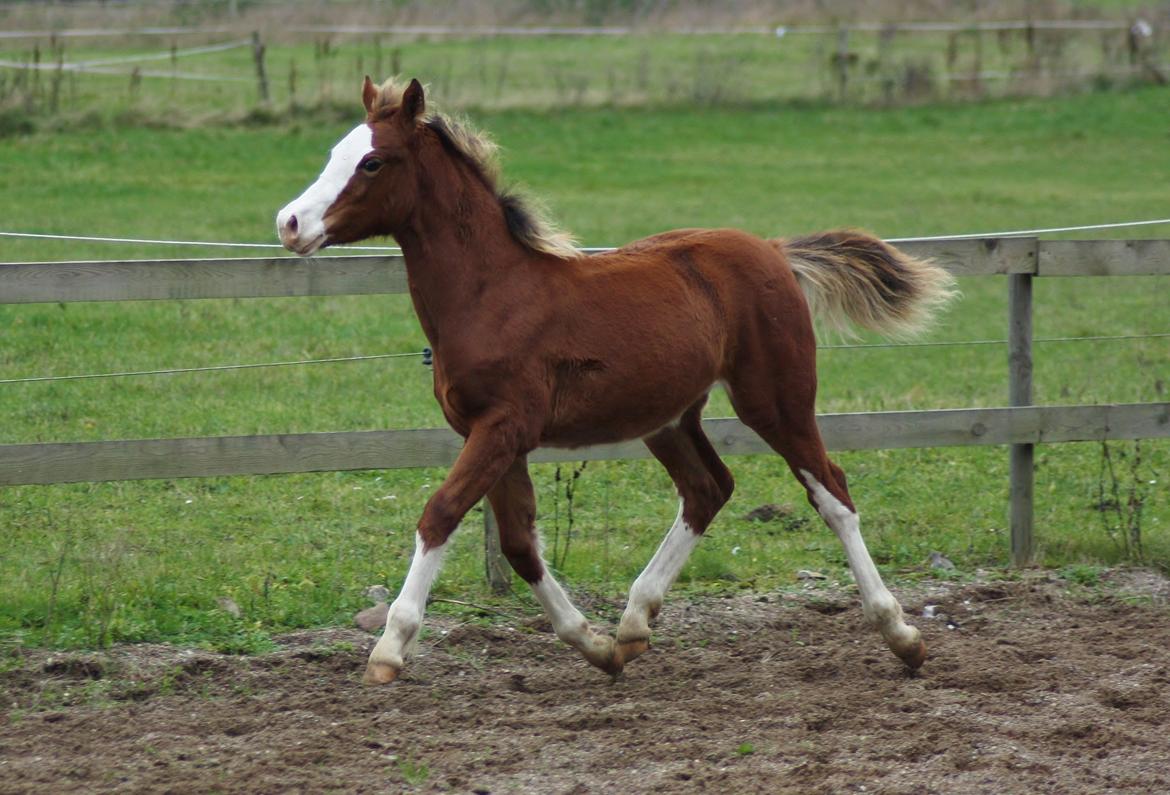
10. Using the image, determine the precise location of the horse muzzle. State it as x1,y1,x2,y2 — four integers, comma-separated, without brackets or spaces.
276,207,327,256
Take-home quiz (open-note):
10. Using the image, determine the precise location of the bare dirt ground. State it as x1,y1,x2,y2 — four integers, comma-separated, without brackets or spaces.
2,570,1169,795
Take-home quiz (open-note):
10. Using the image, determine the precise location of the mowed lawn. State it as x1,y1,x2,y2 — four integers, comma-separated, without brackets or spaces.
1,86,1167,651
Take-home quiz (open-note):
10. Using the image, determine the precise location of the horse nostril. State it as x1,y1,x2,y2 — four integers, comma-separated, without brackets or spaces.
287,214,299,233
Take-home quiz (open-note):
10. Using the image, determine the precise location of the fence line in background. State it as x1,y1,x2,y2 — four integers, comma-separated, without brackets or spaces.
1,237,1169,569
4,59,1165,86
0,20,1156,40
3,19,1162,105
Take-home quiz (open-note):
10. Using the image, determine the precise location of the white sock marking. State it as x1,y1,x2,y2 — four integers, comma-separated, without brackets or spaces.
524,537,615,662
799,470,907,632
369,532,445,670
276,123,373,254
531,575,591,646
618,501,701,642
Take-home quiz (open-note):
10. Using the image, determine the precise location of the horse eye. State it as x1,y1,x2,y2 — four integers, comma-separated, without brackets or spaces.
361,158,383,174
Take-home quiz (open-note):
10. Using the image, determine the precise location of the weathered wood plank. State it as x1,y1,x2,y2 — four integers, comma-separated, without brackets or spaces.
896,236,1037,275
0,428,464,485
1039,239,1170,276
2,403,1166,486
0,255,407,303
6,239,1169,306
0,237,1054,305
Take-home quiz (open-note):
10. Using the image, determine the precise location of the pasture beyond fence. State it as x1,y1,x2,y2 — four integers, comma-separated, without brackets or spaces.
1,237,1168,578
1,18,1168,113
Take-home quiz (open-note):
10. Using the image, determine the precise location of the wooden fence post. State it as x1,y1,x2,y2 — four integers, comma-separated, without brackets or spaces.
251,31,270,105
483,502,512,594
1009,273,1035,565
833,26,851,101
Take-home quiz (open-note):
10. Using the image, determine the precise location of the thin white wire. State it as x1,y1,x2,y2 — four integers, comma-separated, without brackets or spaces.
4,332,1166,386
0,231,400,252
0,38,251,71
0,38,256,83
71,38,252,68
886,218,1170,242
3,217,1170,253
0,352,426,386
819,332,1170,350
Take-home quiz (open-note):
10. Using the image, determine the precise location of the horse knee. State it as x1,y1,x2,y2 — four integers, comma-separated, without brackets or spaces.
681,484,727,532
418,492,462,548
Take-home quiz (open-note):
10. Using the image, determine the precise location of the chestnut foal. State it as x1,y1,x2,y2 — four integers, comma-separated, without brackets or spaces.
277,78,955,684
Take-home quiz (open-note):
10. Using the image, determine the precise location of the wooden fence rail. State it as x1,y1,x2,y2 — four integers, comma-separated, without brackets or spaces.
2,404,1165,487
2,237,1169,574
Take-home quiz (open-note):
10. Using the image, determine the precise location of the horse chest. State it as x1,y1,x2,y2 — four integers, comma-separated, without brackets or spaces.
430,358,531,435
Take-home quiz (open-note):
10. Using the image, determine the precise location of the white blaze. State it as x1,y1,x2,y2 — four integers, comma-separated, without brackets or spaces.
276,123,373,254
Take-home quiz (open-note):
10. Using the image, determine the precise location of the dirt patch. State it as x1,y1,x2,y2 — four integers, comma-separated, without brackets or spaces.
3,572,1169,794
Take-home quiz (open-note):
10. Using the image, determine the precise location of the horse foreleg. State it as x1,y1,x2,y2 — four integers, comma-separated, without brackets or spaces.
488,456,623,675
364,531,446,684
364,419,523,685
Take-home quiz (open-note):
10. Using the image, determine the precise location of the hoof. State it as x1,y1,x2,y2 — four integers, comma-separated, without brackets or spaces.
895,638,928,671
615,639,651,667
363,661,401,685
582,636,625,677
598,651,626,679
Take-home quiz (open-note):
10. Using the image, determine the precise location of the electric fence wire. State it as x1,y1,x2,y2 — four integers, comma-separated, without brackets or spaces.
3,218,1169,385
4,216,1170,251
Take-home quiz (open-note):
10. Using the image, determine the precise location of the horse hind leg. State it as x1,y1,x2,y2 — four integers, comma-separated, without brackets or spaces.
800,463,926,669
616,403,734,666
487,456,623,675
728,377,927,670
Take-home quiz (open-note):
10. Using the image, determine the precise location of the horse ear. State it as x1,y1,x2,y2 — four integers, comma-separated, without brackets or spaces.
402,78,426,121
362,75,378,114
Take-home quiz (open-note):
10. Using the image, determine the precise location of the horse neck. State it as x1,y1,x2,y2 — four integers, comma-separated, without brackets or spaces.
393,148,531,347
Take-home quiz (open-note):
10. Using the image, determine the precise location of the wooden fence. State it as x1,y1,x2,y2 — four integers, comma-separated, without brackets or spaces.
2,237,1168,575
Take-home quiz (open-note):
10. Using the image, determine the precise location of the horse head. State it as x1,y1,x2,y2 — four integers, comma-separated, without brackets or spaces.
276,77,426,255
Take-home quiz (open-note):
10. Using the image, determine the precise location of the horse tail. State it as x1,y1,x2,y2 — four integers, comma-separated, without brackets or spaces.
775,229,957,339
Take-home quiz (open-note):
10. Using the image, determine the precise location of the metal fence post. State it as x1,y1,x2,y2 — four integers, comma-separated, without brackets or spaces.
1008,272,1035,565
483,502,512,594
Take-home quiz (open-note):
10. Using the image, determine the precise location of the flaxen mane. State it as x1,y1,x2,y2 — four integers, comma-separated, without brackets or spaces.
373,78,581,260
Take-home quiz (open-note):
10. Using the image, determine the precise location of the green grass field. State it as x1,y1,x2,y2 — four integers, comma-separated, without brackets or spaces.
1,84,1167,653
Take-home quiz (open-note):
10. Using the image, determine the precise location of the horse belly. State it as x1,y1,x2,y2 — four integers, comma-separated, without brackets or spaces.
540,358,717,448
